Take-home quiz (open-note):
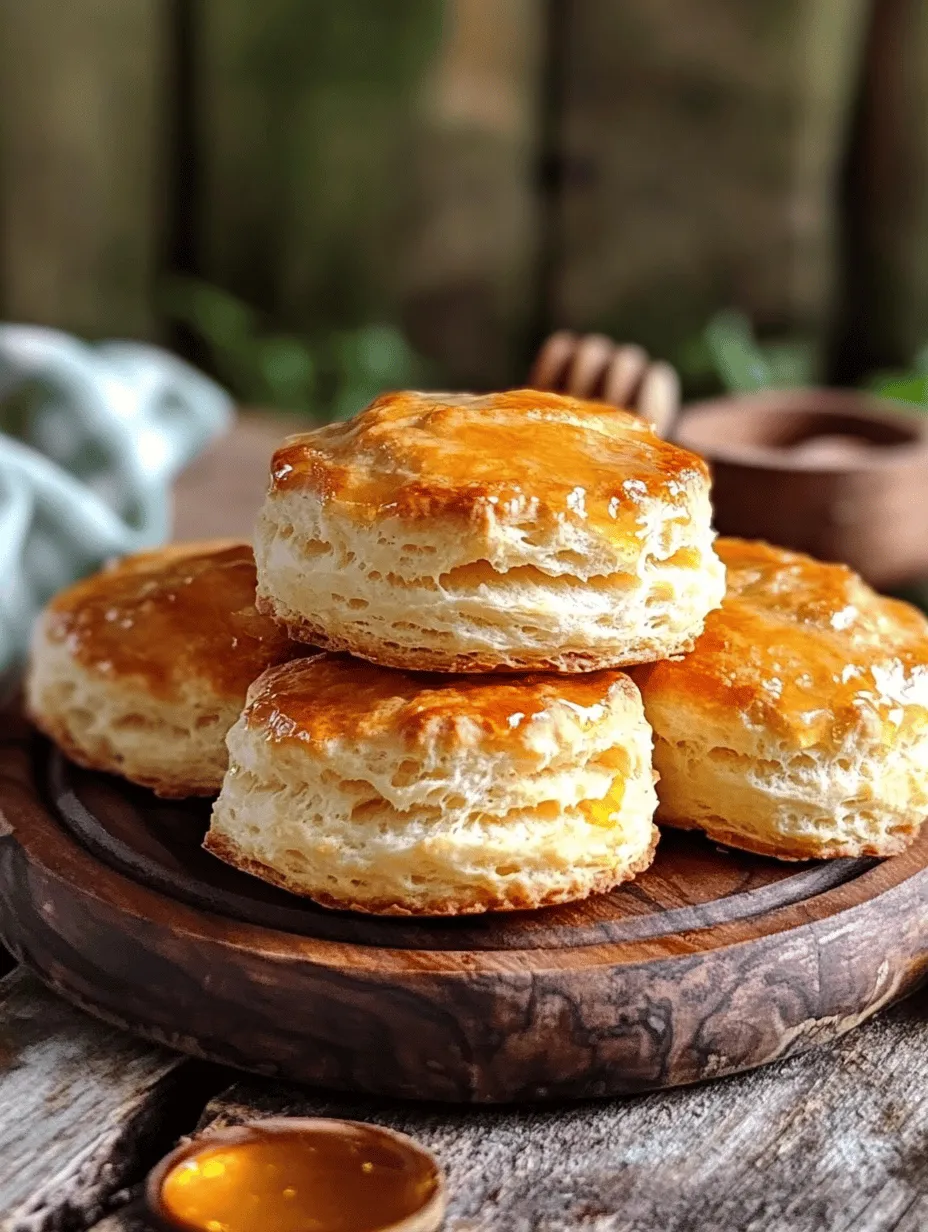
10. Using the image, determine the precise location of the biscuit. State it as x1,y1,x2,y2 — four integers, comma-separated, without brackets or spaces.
206,654,659,914
254,389,725,672
27,541,300,797
632,538,928,860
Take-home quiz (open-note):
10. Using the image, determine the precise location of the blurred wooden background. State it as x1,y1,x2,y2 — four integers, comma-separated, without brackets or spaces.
0,0,925,397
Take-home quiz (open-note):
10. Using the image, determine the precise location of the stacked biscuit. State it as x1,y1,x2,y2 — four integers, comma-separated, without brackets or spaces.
209,389,725,914
27,389,928,916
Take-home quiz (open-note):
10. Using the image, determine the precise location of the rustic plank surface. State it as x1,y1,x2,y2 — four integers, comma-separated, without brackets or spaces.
71,988,928,1232
0,0,167,339
145,983,928,1232
0,970,192,1232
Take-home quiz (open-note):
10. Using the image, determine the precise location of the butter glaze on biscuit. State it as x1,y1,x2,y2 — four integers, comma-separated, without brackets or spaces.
255,390,725,672
633,538,928,859
206,654,659,915
27,541,300,797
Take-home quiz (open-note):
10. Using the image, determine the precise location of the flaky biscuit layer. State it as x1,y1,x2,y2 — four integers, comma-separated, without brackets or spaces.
255,390,725,671
633,538,928,859
207,655,660,914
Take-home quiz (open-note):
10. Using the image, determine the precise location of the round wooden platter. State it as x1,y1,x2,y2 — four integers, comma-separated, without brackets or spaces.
2,708,928,1103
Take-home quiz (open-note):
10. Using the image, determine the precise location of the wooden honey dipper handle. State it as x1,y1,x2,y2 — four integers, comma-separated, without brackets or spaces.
528,331,680,439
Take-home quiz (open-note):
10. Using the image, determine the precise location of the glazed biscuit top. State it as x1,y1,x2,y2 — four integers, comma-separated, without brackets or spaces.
243,654,638,755
43,541,297,701
269,390,710,541
634,538,928,745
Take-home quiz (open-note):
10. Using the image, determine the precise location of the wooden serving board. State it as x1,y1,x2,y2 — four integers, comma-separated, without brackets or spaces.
2,707,928,1103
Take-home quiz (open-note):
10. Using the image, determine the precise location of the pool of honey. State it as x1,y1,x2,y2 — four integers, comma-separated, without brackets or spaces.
154,1121,441,1232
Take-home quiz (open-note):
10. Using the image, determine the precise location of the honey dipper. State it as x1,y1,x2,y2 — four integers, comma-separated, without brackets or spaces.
529,331,680,438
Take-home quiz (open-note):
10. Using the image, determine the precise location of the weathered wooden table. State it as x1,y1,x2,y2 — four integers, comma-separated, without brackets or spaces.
6,416,928,1232
6,959,928,1232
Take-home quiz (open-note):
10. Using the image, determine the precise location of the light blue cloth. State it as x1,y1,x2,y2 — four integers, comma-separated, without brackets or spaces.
0,325,233,676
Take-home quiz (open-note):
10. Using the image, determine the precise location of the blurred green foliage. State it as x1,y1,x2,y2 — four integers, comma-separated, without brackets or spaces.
865,346,928,407
212,0,443,337
677,309,821,394
162,276,429,421
167,276,928,427
684,309,928,412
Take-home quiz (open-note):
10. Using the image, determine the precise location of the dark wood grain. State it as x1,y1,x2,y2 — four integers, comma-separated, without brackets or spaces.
3,709,928,1103
90,989,928,1231
159,988,928,1232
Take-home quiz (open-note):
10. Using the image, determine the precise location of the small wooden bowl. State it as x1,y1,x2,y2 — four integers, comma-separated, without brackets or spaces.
676,388,928,587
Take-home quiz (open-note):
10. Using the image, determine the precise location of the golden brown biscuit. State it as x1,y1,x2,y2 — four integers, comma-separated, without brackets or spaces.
27,541,301,797
254,389,725,672
632,538,928,860
206,654,659,914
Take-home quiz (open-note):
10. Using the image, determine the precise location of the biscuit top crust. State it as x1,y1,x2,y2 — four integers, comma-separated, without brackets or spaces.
269,389,710,541
43,541,297,701
634,538,928,745
243,653,638,754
